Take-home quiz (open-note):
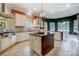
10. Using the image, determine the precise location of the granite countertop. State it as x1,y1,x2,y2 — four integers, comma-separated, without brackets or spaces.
0,30,33,34
0,31,14,33
30,32,54,37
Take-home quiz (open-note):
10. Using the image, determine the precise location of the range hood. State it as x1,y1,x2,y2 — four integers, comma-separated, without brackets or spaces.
0,3,13,18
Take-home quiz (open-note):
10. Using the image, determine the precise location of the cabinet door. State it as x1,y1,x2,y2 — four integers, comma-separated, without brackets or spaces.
21,32,30,41
0,36,2,51
32,36,41,55
10,35,16,46
54,32,62,40
16,32,30,42
0,4,1,11
16,33,21,42
1,37,10,50
15,13,26,26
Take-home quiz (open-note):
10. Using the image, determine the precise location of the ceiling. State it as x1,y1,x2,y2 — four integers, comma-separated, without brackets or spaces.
6,3,79,19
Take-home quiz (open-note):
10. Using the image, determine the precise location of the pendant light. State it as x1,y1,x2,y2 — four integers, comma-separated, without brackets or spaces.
40,3,45,17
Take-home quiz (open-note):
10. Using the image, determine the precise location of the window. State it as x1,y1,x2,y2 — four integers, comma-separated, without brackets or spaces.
44,22,47,31
50,22,55,31
25,20,33,27
74,19,78,33
58,21,69,32
25,19,34,30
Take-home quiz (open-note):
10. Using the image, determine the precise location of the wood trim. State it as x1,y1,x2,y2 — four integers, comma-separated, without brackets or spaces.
15,26,25,28
33,50,41,56
11,9,26,15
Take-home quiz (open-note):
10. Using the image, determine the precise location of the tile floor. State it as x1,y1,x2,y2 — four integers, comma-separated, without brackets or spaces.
0,32,79,56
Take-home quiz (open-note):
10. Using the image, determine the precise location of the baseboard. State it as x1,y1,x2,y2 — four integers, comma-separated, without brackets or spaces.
32,50,41,56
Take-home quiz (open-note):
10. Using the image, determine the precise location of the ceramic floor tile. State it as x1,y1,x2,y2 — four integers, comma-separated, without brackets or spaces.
0,32,79,56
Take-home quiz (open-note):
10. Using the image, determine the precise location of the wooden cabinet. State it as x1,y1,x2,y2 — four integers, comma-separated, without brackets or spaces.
11,10,26,27
0,33,16,51
10,35,16,46
32,34,54,56
32,36,41,55
0,35,2,51
1,37,10,50
16,32,30,42
0,32,30,53
54,32,63,40
0,4,2,11
15,14,26,26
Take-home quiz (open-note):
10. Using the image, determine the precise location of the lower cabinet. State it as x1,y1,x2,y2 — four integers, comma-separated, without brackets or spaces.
0,32,30,52
54,32,63,40
16,32,30,42
32,36,41,55
1,37,10,50
0,36,2,51
0,34,16,51
10,35,16,46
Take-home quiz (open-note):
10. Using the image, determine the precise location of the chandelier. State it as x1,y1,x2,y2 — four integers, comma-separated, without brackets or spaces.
39,3,45,17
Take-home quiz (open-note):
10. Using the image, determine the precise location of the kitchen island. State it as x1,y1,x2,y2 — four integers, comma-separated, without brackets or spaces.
30,32,54,56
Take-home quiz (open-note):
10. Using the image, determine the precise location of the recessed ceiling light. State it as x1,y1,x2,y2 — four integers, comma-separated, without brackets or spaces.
34,8,37,10
40,13,45,17
66,4,71,8
27,10,32,16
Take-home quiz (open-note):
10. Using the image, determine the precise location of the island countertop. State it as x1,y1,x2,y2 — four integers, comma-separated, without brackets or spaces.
30,32,54,37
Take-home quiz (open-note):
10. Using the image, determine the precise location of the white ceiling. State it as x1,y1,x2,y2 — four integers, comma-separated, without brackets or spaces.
6,3,79,18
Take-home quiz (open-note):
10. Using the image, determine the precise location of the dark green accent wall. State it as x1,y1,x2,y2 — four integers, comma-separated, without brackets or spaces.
44,14,77,22
69,20,74,34
47,22,50,31
55,22,58,31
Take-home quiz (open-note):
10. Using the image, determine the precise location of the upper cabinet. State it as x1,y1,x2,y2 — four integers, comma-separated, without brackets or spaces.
5,5,12,15
15,13,26,26
12,10,26,27
0,4,1,11
0,3,13,18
